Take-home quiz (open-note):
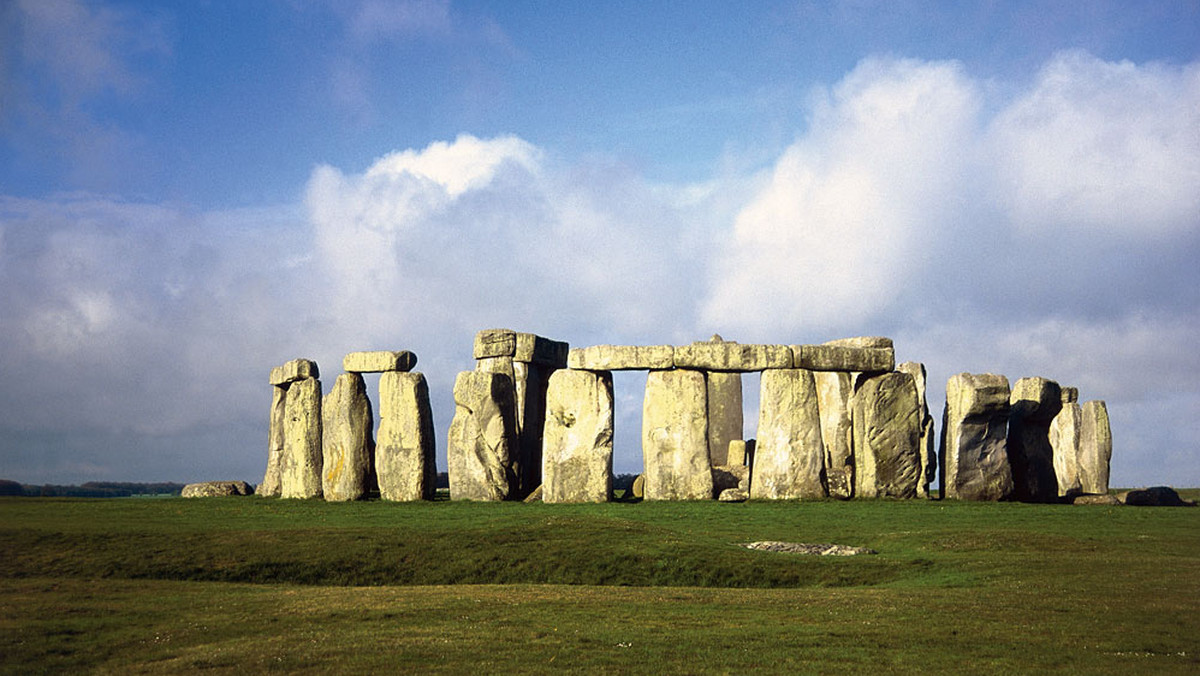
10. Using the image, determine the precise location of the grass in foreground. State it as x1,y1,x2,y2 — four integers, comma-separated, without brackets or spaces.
1,495,1197,674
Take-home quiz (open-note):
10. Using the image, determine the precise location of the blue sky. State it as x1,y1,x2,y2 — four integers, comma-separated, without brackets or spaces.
1,0,1198,487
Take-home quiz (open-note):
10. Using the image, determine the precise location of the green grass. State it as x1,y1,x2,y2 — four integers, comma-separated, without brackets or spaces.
1,495,1197,674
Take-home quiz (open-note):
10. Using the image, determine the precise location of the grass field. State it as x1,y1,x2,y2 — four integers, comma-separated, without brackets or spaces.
2,493,1198,674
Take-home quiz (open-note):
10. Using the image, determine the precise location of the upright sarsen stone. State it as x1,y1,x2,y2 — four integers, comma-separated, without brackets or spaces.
280,376,322,499
751,369,826,500
706,371,743,467
259,384,287,498
897,361,936,498
542,369,614,503
1007,377,1062,503
853,372,921,499
1050,392,1083,498
941,373,1013,501
447,371,517,500
642,370,712,500
814,371,854,499
1079,400,1112,495
321,373,375,502
376,371,436,501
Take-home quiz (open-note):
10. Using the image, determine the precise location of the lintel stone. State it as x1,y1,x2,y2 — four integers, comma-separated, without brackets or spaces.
514,333,569,366
792,345,894,373
474,329,517,359
672,342,791,371
823,336,894,349
343,350,417,373
269,358,319,385
568,345,675,371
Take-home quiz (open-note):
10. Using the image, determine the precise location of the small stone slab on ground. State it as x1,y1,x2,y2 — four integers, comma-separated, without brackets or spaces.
740,541,877,556
182,481,254,497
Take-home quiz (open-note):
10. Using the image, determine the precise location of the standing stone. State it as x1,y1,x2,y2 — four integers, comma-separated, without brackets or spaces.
940,373,1013,501
706,371,743,467
1079,400,1112,495
321,373,375,502
376,371,436,501
542,369,614,503
751,369,826,500
447,371,518,500
853,372,921,499
1007,377,1062,503
1050,392,1083,498
814,371,854,499
280,376,322,499
727,439,749,466
642,370,712,500
259,384,287,498
513,360,554,498
897,362,936,498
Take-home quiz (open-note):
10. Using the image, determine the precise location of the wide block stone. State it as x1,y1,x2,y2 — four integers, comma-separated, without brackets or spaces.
941,373,1013,501
794,345,894,373
642,370,712,500
343,350,417,373
1050,401,1083,498
568,345,675,370
853,372,921,499
706,371,743,466
376,371,436,501
1008,377,1062,503
814,371,854,499
1079,400,1112,495
542,369,614,503
447,371,518,500
751,369,826,500
321,373,375,502
673,342,791,371
474,328,517,359
259,384,287,498
824,336,894,349
269,358,319,386
514,333,569,367
280,377,322,499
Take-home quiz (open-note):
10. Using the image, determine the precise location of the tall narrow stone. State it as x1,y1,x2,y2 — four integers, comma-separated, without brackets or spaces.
642,370,712,500
447,371,517,500
1007,377,1062,503
321,373,375,502
259,384,287,498
513,361,553,498
814,371,854,499
280,376,322,499
1079,400,1112,495
542,369,614,503
897,362,937,498
706,371,743,466
751,369,826,500
853,372,921,499
940,373,1013,501
1050,391,1082,498
376,371,436,501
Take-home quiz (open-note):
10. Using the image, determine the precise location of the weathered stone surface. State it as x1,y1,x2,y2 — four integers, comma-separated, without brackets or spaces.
1061,386,1079,403
751,369,826,500
1007,377,1062,503
474,328,517,359
712,464,750,494
727,439,749,466
1073,493,1121,505
824,336,894,349
706,371,743,466
1079,400,1112,495
542,369,614,503
1119,486,1195,507
742,541,878,556
940,373,1013,501
259,385,287,498
269,358,319,386
447,371,517,500
522,484,544,503
343,350,417,373
513,361,555,498
896,362,936,498
814,371,854,499
631,474,645,499
673,342,791,371
1050,401,1083,498
896,362,928,415
280,377,322,499
376,371,436,501
718,488,749,502
853,372,921,499
182,481,253,497
321,373,375,502
794,345,894,373
568,344,675,370
642,370,712,500
514,333,569,366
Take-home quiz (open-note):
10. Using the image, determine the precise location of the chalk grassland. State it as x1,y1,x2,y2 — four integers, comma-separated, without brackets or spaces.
1,495,1197,674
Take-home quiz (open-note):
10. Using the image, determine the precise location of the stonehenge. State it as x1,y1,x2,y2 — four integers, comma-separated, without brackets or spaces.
260,331,1115,504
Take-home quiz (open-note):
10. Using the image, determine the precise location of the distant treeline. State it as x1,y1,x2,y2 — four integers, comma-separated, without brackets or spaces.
0,480,186,498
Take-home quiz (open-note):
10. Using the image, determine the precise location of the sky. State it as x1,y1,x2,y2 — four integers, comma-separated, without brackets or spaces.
1,0,1198,488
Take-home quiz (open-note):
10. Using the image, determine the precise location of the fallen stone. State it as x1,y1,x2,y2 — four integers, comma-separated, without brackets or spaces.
280,376,323,499
523,484,544,503
673,341,791,371
259,385,287,498
1008,377,1063,503
376,371,437,501
514,333,569,367
269,358,319,386
447,371,518,500
1079,400,1113,495
941,373,1013,501
853,372,921,499
741,541,878,556
1050,398,1083,498
542,369,614,503
182,481,254,497
794,344,894,373
706,371,743,466
343,350,417,373
751,369,826,500
568,344,675,371
711,464,750,494
718,488,748,502
1073,493,1121,505
1118,486,1195,507
642,369,713,500
814,371,854,499
473,328,517,359
321,373,375,502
